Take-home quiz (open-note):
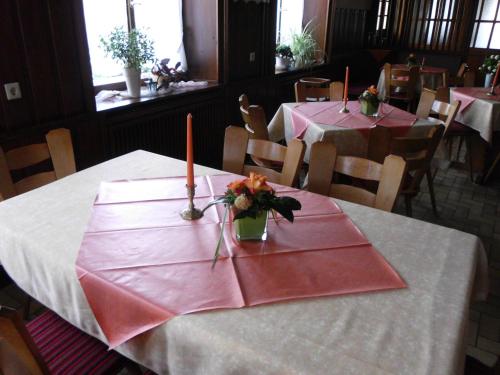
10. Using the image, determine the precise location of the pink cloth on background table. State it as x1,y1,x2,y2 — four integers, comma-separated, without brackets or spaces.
76,175,406,348
392,64,447,74
291,101,417,138
451,87,500,114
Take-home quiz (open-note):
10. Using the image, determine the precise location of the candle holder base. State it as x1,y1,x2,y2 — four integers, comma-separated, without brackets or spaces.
339,106,350,113
180,207,203,220
180,184,203,220
486,92,496,96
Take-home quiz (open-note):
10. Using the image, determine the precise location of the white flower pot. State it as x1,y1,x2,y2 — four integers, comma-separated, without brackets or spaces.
484,73,493,88
123,67,141,98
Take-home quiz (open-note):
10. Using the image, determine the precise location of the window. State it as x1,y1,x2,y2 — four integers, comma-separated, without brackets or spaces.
82,0,186,86
470,0,500,49
276,0,304,45
376,0,390,31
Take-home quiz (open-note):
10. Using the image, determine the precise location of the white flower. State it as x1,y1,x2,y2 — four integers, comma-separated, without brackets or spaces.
234,194,252,210
495,55,500,60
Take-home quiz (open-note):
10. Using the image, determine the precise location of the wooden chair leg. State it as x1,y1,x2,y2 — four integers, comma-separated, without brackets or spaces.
465,136,473,182
456,136,464,162
426,170,438,216
404,195,413,217
483,151,500,184
447,138,453,160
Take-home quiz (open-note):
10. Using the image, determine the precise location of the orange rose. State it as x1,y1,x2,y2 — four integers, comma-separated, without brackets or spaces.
244,172,273,194
367,85,378,95
227,179,246,194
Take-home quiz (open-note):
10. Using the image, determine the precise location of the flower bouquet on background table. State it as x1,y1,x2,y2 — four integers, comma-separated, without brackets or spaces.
203,173,301,266
407,53,419,67
359,86,381,116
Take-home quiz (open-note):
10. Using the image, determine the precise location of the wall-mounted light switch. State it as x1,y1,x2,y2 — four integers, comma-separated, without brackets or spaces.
4,82,22,100
249,52,256,62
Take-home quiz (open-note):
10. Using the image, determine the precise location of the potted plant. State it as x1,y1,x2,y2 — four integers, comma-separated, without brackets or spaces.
407,53,419,67
290,21,321,69
100,27,155,98
275,44,293,72
359,85,381,116
479,55,500,88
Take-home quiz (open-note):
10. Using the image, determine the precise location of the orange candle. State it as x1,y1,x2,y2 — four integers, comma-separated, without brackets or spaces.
186,113,194,188
344,66,349,106
492,63,500,88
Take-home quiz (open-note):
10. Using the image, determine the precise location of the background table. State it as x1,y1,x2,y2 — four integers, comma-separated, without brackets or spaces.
268,102,441,162
376,64,448,100
0,150,487,374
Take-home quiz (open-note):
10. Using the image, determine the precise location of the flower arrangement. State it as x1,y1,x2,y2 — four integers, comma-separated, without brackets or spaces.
204,173,301,266
359,86,380,116
150,58,187,91
479,55,500,74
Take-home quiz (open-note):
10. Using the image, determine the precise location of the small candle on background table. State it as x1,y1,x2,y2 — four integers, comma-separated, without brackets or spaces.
344,66,349,107
186,113,194,188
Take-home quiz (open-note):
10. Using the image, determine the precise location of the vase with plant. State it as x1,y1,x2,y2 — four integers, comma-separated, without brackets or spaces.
359,85,381,116
275,44,293,72
203,173,301,266
407,53,419,67
479,55,500,88
100,27,155,98
290,20,321,69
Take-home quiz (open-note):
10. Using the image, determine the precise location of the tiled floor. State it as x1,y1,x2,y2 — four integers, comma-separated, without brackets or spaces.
1,161,499,373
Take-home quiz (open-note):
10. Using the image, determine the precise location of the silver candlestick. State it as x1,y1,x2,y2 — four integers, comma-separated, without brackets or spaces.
180,184,203,220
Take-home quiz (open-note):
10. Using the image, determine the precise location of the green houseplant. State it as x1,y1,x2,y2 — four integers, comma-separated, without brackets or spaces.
479,54,500,88
290,21,320,69
100,27,155,98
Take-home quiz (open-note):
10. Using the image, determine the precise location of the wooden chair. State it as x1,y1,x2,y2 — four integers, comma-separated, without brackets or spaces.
0,128,76,199
416,88,437,118
383,63,419,111
329,81,344,101
308,142,407,212
389,124,445,216
223,126,305,187
449,63,475,87
294,77,331,102
239,98,269,141
0,306,138,375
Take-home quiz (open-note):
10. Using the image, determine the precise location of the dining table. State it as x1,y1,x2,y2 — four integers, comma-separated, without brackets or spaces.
376,64,449,100
268,100,442,162
0,150,488,375
450,87,500,181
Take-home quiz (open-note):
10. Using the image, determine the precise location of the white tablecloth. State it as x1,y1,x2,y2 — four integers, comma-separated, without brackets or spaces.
268,103,441,162
0,150,488,375
450,88,500,144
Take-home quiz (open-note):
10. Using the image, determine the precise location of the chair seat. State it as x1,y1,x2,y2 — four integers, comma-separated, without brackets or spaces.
26,310,124,375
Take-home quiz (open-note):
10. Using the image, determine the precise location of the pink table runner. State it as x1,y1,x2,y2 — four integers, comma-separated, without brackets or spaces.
451,87,500,114
76,175,406,348
392,64,447,74
291,101,417,138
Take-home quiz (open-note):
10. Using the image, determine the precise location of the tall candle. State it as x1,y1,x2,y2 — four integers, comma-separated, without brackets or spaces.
186,113,194,188
492,62,500,88
344,66,349,106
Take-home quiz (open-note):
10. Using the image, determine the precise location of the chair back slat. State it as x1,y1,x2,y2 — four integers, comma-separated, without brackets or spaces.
6,144,50,171
308,141,336,196
14,171,57,195
416,89,436,118
375,155,408,211
247,139,287,162
222,126,248,175
295,78,331,102
383,63,419,101
329,184,377,208
239,94,249,111
280,138,305,187
240,105,269,140
335,156,383,181
0,147,16,199
329,81,344,101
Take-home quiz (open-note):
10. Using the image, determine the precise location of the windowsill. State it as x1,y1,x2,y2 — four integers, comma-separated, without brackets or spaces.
274,62,328,76
95,81,220,112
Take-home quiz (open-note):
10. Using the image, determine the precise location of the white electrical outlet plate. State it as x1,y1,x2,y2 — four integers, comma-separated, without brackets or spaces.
4,82,22,100
249,52,256,62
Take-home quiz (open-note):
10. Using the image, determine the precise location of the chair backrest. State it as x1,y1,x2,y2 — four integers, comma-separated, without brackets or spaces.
367,125,392,163
390,124,445,192
308,141,407,212
0,128,76,199
431,99,461,136
383,63,419,101
456,62,467,78
239,94,249,111
0,306,49,375
463,70,475,87
329,81,344,101
416,88,437,118
223,126,305,187
294,77,331,102
239,104,269,141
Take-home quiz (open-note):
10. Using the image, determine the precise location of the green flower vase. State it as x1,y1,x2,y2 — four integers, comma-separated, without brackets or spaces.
234,210,268,241
360,100,380,117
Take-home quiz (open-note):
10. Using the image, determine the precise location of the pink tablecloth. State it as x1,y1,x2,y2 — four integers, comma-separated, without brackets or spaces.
291,101,417,138
76,175,406,348
451,87,500,114
392,64,447,75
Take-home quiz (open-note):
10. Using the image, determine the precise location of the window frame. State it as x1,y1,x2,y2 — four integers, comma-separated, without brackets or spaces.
470,0,500,49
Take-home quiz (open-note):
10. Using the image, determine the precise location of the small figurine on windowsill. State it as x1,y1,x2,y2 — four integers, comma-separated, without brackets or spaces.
151,58,188,91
